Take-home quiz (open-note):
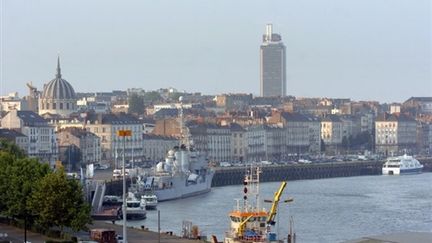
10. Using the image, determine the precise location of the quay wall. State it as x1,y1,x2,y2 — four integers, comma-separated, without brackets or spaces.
104,159,432,193
211,159,432,187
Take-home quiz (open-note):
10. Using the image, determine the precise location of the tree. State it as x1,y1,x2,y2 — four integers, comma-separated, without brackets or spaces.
168,92,183,102
4,157,50,219
143,91,162,104
0,139,26,159
128,93,144,115
29,168,91,232
0,141,49,218
0,152,15,213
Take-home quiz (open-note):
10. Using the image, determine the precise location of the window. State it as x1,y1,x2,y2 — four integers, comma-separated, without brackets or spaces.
60,103,63,109
66,103,70,109
52,103,56,109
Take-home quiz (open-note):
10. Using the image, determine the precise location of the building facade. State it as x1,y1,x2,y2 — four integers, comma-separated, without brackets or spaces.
0,128,29,153
57,127,101,166
321,115,343,153
260,24,286,97
1,110,57,166
375,113,417,155
39,57,77,117
143,134,178,163
85,113,143,167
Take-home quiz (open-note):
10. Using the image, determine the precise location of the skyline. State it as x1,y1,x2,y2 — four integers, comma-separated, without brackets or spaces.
0,0,431,103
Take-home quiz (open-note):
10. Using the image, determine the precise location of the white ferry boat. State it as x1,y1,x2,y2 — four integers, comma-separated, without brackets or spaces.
141,193,158,210
382,154,424,175
122,192,146,220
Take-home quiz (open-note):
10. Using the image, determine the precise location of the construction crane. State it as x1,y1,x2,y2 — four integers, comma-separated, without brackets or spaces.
265,181,288,225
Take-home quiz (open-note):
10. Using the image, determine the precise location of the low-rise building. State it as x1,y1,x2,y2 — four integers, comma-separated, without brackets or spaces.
57,127,101,166
321,115,343,153
1,110,57,166
85,113,143,166
0,128,29,153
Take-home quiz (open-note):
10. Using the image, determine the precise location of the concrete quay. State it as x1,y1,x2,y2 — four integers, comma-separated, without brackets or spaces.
212,158,432,187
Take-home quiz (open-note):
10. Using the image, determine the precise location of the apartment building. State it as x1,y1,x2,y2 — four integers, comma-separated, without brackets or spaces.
375,113,417,155
1,110,57,166
85,113,143,166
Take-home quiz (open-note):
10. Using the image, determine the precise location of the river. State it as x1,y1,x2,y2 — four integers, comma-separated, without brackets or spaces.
119,173,432,242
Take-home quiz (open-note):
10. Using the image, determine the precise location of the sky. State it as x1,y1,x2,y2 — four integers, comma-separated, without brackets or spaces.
0,0,431,103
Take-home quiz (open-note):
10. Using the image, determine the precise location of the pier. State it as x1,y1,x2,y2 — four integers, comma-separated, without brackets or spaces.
103,159,432,193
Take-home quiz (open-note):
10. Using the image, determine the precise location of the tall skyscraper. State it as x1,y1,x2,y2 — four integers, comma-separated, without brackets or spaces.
260,24,286,97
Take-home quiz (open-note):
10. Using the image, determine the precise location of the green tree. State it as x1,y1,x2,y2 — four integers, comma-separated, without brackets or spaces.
0,152,15,213
143,91,162,104
128,93,144,115
29,168,91,232
4,157,50,219
0,139,26,159
168,92,183,102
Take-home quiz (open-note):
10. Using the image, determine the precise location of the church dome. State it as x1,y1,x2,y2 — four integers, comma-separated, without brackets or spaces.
41,58,76,99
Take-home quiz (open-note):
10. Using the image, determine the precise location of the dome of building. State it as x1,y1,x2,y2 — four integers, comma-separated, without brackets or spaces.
38,57,77,117
41,58,76,99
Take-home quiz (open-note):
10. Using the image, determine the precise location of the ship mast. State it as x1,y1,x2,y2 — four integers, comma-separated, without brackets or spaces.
178,96,191,148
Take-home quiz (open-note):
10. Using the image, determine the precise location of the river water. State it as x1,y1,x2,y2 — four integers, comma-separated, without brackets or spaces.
121,173,432,242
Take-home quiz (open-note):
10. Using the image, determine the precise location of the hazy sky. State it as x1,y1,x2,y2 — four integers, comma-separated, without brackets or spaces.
1,0,431,103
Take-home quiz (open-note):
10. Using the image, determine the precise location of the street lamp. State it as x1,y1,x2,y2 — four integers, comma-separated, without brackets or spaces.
117,129,132,243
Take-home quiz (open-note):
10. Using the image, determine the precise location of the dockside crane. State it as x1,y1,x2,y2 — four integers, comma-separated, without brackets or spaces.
264,181,290,225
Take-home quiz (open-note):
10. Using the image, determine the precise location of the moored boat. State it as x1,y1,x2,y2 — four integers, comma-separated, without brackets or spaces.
133,98,214,201
382,154,423,175
141,193,158,210
120,192,146,220
223,167,292,243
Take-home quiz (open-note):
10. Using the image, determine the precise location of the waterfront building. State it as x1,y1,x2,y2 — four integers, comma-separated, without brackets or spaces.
260,24,286,97
360,112,375,133
229,123,246,162
142,134,178,163
39,57,77,117
340,115,361,140
1,110,57,166
321,115,343,153
245,125,266,162
303,114,322,154
264,124,286,162
85,113,143,166
416,122,432,154
57,127,101,166
267,111,321,154
205,124,232,162
0,128,29,152
375,113,417,155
